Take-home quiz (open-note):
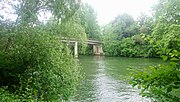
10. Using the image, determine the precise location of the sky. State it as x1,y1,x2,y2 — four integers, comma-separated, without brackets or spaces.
1,0,158,24
82,0,158,25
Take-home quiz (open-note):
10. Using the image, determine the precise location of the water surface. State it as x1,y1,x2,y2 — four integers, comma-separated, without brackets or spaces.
73,56,166,102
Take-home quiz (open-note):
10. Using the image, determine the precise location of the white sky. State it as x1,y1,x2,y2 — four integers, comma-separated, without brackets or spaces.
1,0,158,24
82,0,158,25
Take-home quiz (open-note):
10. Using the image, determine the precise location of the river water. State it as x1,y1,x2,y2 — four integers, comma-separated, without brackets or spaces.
73,56,166,102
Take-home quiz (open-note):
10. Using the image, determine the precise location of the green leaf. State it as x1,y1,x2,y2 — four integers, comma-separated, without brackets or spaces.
161,55,168,61
167,86,172,93
170,57,179,61
178,43,180,46
170,62,177,67
174,81,180,85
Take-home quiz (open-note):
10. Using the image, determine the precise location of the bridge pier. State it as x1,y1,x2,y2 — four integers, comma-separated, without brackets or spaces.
93,44,103,56
74,41,78,58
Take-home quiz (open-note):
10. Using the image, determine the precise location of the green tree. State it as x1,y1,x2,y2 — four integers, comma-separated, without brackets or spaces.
137,13,154,34
15,0,81,25
78,3,100,40
153,0,180,24
111,13,139,39
102,14,150,57
0,0,84,101
152,0,180,39
129,0,180,101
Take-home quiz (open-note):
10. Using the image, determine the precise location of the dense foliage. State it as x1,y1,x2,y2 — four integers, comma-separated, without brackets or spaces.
102,0,180,101
102,13,155,57
0,0,84,101
0,0,179,101
0,26,82,101
77,3,101,55
78,3,101,40
127,0,180,101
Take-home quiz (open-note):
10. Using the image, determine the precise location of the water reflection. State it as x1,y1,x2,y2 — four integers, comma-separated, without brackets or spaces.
73,56,165,102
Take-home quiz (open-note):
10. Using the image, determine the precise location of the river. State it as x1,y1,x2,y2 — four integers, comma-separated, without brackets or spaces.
73,56,166,102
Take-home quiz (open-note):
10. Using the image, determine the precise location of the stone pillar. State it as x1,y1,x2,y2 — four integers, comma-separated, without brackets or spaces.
74,41,78,58
97,46,104,55
97,46,100,53
93,45,97,54
93,45,104,55
66,43,70,55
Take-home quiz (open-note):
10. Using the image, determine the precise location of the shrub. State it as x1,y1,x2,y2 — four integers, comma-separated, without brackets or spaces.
129,62,180,102
0,26,82,101
118,38,135,57
129,24,180,101
132,35,144,45
0,88,20,102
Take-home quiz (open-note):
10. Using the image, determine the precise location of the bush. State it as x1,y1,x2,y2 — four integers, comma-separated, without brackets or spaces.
129,62,180,102
0,88,20,102
129,24,180,101
103,37,154,57
0,26,82,101
132,35,144,45
102,41,119,56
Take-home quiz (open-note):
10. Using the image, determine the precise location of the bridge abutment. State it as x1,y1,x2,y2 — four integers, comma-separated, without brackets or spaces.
93,44,104,56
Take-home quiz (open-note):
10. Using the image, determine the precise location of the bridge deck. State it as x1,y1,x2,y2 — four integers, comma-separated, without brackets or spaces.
61,37,102,45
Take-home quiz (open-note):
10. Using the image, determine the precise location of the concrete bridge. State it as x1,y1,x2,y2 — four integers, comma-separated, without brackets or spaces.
61,37,104,58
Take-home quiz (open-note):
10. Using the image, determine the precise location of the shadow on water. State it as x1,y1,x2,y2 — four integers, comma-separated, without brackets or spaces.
73,56,166,102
